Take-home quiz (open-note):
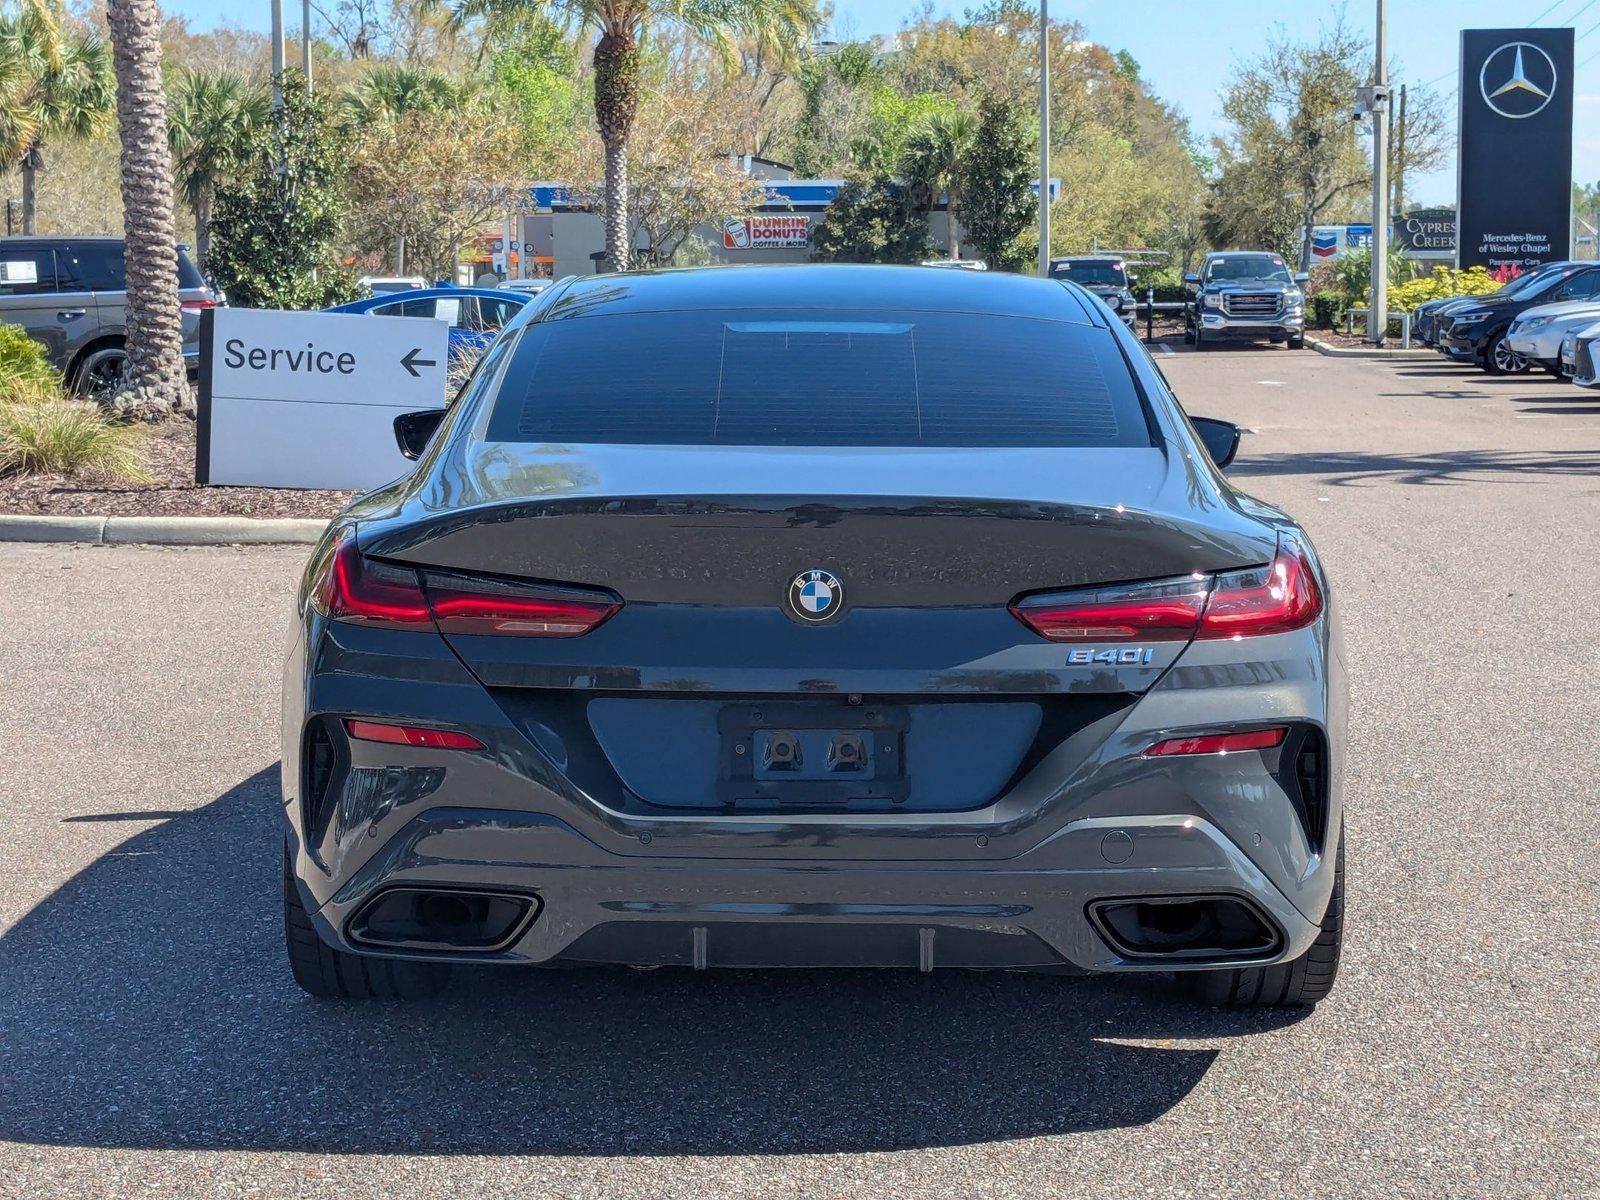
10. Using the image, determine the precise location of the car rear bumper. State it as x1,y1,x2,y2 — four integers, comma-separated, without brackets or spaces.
292,805,1328,973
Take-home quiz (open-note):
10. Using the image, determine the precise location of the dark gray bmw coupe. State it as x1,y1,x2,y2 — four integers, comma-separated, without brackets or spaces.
281,265,1345,1006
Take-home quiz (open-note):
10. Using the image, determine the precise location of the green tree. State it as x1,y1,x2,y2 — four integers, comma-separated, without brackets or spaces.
341,62,468,124
900,107,976,259
105,0,187,418
167,68,269,275
0,0,113,235
810,171,931,263
439,0,815,271
959,93,1034,270
206,72,360,310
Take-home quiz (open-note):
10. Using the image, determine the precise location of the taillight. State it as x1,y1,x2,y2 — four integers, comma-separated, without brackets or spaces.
181,298,217,313
422,571,619,637
308,532,619,637
1143,728,1286,757
310,534,432,629
346,719,484,750
1009,574,1209,642
1197,536,1322,639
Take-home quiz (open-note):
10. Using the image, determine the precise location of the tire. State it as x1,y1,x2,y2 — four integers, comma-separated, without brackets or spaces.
1181,834,1344,1008
283,849,451,1000
1286,333,1305,350
1485,333,1529,375
1183,320,1196,345
1193,328,1208,350
70,343,127,401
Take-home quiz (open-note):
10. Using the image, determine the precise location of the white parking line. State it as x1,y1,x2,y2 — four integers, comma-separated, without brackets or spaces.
1155,343,1175,356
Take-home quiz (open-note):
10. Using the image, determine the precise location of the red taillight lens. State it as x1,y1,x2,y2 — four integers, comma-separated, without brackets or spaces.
1010,574,1210,642
1197,537,1322,639
308,532,620,637
310,535,432,629
423,574,619,638
1143,727,1286,757
345,719,484,750
181,298,217,313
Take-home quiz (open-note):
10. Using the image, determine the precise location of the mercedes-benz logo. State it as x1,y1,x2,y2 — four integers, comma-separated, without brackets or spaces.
1479,41,1557,120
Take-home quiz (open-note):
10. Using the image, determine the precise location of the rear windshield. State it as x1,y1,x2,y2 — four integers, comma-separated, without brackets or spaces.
1050,260,1126,287
484,308,1151,448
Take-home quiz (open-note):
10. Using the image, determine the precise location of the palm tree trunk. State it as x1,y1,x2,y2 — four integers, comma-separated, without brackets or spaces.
593,27,640,273
194,191,211,277
106,0,190,420
20,140,40,236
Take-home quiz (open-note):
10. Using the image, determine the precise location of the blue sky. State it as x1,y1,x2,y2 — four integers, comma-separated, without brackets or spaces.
166,0,1600,205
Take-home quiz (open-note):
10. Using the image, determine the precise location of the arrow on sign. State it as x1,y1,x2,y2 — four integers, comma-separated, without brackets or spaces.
400,347,438,378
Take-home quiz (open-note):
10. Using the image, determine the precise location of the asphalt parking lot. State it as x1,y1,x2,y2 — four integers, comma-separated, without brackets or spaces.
1,343,1596,1199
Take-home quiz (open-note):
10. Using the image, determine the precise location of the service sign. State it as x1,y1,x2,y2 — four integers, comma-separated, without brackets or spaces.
197,306,451,491
1457,28,1574,270
723,214,810,249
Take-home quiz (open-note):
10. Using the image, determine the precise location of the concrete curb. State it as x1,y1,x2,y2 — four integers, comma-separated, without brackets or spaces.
0,513,328,546
1305,334,1438,360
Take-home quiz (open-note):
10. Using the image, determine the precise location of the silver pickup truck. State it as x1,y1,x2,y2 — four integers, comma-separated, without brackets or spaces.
1185,251,1307,350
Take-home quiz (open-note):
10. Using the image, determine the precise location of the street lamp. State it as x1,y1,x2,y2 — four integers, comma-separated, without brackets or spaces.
1037,0,1050,276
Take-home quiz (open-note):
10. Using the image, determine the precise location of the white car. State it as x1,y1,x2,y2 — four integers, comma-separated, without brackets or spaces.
1504,299,1600,375
1560,318,1600,385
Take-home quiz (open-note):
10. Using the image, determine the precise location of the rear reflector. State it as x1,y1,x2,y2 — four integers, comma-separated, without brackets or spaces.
1009,574,1210,642
309,532,620,637
1143,727,1285,757
1197,536,1322,639
346,719,484,750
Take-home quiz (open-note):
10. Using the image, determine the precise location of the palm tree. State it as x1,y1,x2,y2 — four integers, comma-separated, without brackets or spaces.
900,109,977,260
341,63,466,124
105,0,188,419
438,0,815,272
167,68,269,275
0,0,113,235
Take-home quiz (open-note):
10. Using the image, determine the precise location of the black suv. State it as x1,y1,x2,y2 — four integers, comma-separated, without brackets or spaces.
0,236,216,396
1437,261,1600,374
1047,256,1137,328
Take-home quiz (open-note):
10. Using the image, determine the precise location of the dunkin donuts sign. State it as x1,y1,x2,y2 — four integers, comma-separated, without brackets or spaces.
723,215,810,249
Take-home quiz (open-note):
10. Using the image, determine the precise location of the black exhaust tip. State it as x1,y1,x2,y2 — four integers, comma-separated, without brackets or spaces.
349,887,538,952
1087,895,1281,961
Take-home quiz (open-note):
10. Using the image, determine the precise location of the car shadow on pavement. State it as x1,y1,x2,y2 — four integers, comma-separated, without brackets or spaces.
0,767,1307,1157
1231,448,1600,487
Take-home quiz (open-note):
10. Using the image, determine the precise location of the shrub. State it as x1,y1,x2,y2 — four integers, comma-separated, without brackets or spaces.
0,323,60,393
1309,292,1354,329
0,382,151,482
1387,265,1501,313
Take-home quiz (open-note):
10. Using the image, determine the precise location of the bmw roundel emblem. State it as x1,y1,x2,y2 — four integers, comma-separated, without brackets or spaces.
787,568,844,624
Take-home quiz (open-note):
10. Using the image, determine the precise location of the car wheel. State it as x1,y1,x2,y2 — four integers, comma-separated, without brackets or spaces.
1183,321,1196,345
1181,833,1344,1008
1287,333,1305,350
71,344,127,402
1485,334,1529,375
1193,329,1208,349
283,848,451,1000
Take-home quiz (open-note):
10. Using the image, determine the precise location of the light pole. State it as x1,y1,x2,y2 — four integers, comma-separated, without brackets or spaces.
1368,0,1389,345
1037,0,1051,275
302,0,312,90
270,0,285,114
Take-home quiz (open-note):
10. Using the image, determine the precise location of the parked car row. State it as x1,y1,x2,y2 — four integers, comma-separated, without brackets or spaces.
1416,260,1600,375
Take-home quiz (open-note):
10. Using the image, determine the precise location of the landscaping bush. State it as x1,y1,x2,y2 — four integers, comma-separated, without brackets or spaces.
1387,265,1501,313
1308,292,1353,329
0,323,60,391
0,381,150,483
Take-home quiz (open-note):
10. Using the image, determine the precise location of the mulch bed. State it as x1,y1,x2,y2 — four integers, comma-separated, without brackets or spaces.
0,419,352,518
1310,327,1432,352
